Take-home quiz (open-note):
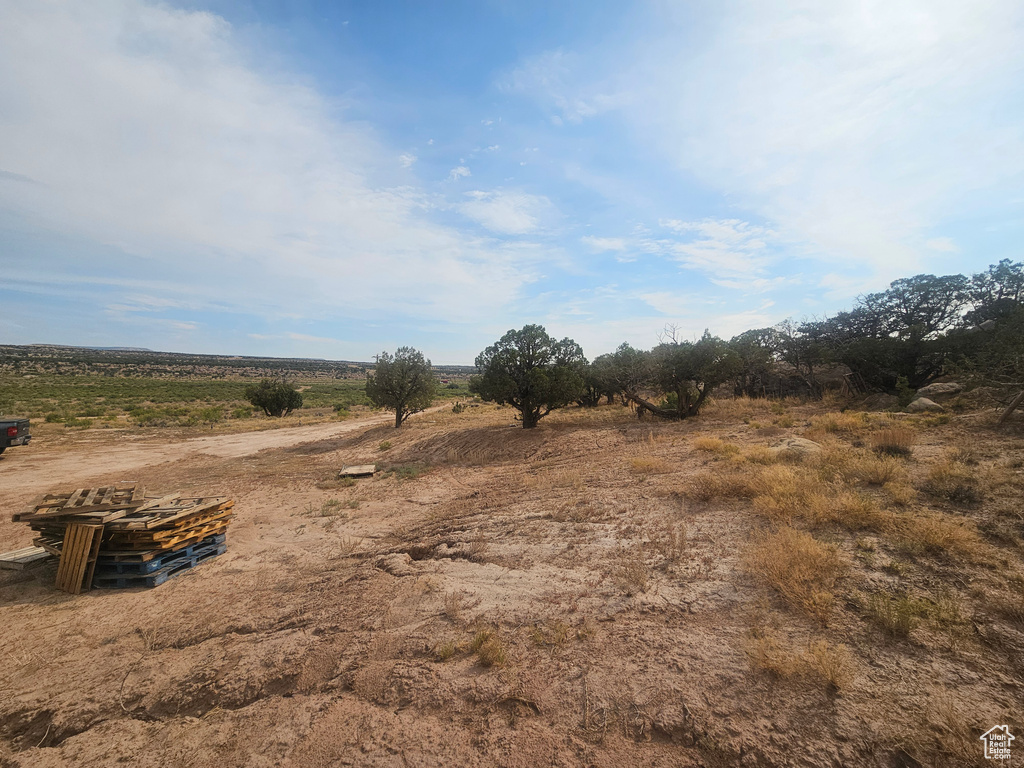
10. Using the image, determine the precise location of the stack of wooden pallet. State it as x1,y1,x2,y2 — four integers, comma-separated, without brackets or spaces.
11,483,233,593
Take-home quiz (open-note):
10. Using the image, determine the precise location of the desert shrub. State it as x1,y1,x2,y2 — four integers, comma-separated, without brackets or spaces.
919,461,982,505
894,514,981,559
870,427,916,457
198,406,222,423
746,527,845,621
44,412,62,423
231,406,252,419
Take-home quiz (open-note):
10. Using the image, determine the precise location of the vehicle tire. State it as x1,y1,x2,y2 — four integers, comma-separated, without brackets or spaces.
0,447,5,455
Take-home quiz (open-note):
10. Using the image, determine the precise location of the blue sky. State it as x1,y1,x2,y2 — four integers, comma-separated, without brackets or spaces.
1,1,1022,364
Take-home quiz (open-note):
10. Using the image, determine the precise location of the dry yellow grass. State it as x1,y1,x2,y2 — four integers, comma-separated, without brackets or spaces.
683,469,760,502
627,456,673,475
743,446,784,465
894,514,982,560
691,436,741,457
809,411,870,434
919,460,982,505
745,632,854,690
746,527,845,621
845,455,909,486
870,426,916,457
803,640,854,690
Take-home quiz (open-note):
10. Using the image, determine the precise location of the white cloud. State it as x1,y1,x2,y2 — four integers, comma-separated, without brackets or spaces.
509,3,1024,285
447,166,471,181
580,236,627,252
502,50,628,123
398,153,417,168
457,190,554,235
633,2,1024,279
0,1,542,327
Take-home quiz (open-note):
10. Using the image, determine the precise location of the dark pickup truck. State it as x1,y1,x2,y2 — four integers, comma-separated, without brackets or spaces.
0,418,31,455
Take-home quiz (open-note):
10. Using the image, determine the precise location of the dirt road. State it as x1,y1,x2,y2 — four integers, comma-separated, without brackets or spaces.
0,410,413,496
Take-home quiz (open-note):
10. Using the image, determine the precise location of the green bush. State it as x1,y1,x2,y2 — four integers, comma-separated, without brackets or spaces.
244,379,303,417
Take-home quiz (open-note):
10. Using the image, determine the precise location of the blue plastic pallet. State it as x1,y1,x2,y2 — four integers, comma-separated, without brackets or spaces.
95,534,226,575
92,542,226,588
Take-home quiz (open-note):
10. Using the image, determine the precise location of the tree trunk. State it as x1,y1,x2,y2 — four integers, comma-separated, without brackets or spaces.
998,391,1024,426
395,410,403,428
522,410,539,429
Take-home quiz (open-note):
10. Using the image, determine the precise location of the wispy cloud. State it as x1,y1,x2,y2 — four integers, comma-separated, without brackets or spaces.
0,1,542,330
457,190,554,235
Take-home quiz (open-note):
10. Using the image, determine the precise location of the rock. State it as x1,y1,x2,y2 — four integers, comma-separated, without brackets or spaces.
375,553,416,577
916,382,963,399
769,437,823,457
905,397,944,413
859,393,899,411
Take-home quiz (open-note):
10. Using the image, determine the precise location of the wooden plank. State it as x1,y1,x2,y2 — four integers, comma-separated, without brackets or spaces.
64,489,89,509
339,464,376,478
55,524,101,594
0,547,52,570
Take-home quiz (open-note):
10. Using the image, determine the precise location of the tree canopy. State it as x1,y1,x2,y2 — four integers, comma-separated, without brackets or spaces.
470,325,586,428
365,347,437,428
244,379,303,417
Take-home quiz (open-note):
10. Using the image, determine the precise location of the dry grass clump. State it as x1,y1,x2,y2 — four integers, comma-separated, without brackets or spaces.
746,527,845,621
745,632,854,690
684,470,759,502
470,629,508,668
882,481,917,507
523,468,585,492
744,446,784,465
616,546,651,595
846,455,909,486
810,411,869,434
870,426,916,457
894,514,982,560
751,466,840,527
862,592,920,637
919,460,983,505
628,456,673,475
744,632,799,677
804,640,854,690
648,520,687,565
692,436,741,457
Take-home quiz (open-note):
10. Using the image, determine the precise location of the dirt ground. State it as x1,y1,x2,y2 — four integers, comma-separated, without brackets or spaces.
1,398,1022,767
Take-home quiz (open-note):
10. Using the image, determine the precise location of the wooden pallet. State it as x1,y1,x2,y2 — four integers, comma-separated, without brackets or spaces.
14,484,146,522
95,535,226,575
0,546,52,570
105,497,233,531
93,542,226,588
55,523,103,594
104,518,232,551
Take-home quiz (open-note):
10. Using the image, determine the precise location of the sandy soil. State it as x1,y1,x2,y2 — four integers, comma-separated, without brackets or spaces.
1,400,1022,767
